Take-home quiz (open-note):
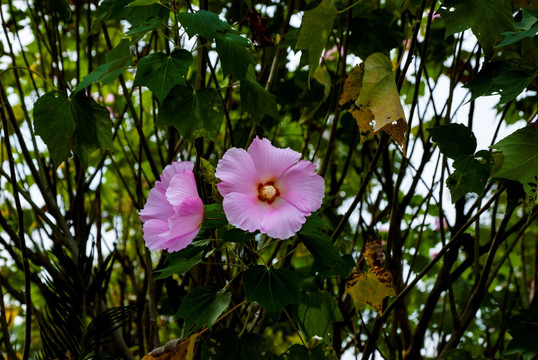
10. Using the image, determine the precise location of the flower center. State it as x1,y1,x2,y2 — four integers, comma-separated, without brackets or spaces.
257,181,280,204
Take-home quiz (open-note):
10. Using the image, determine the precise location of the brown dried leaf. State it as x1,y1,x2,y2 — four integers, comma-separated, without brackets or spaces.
339,65,363,106
346,265,396,315
364,237,384,267
142,333,198,360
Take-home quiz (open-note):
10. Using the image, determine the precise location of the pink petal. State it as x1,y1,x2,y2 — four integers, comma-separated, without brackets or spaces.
247,137,301,183
222,192,268,233
277,160,325,213
160,228,201,252
216,147,259,197
139,186,174,222
260,198,308,239
142,219,173,251
166,171,199,207
160,161,194,187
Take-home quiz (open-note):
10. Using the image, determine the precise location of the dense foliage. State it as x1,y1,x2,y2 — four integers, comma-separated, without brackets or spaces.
0,0,537,359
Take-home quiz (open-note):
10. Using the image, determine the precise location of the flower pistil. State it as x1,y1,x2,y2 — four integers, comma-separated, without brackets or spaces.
258,181,280,204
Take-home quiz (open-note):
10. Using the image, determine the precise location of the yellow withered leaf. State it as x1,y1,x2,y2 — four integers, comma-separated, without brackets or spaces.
346,53,408,153
346,265,396,315
142,333,198,360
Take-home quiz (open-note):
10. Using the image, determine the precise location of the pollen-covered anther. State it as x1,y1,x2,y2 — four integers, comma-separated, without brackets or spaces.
257,181,280,204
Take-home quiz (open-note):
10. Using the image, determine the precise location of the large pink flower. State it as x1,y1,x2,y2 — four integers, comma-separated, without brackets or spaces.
215,137,325,239
139,161,204,252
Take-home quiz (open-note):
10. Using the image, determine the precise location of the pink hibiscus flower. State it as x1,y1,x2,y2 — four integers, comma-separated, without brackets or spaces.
215,137,325,239
139,161,204,252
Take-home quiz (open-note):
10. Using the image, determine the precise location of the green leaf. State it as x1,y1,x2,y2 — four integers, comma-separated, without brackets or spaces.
202,203,228,230
504,307,538,360
296,0,338,81
158,85,223,142
222,228,256,244
177,9,230,40
298,221,352,278
153,239,209,280
133,49,193,103
215,32,255,79
446,151,493,202
491,126,538,196
440,349,474,360
75,39,132,94
50,0,71,22
497,9,538,47
278,343,337,360
127,0,160,6
175,287,231,336
33,91,113,168
438,0,514,59
427,123,477,159
202,328,265,360
294,289,343,343
240,73,279,123
243,266,301,320
464,62,536,104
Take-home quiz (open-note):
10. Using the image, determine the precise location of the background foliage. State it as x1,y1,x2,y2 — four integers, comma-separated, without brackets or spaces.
0,0,537,359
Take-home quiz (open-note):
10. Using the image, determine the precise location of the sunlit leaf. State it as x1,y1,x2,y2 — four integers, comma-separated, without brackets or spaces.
33,91,113,168
243,266,301,320
133,49,193,103
438,0,514,59
491,126,538,198
177,9,230,40
175,287,231,336
215,32,255,79
296,0,338,81
158,85,223,142
350,53,407,150
346,265,396,315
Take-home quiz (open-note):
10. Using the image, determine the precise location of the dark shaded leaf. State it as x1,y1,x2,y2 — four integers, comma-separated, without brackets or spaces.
446,151,493,202
75,39,132,94
158,85,224,142
33,91,113,168
243,266,301,320
175,287,231,336
427,123,477,159
202,328,265,360
240,73,279,123
504,307,538,360
294,289,343,343
438,0,514,59
154,239,210,280
133,49,193,103
215,32,255,79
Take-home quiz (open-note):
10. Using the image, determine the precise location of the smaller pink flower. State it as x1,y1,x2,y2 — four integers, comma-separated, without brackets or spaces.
139,161,204,252
215,137,325,239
